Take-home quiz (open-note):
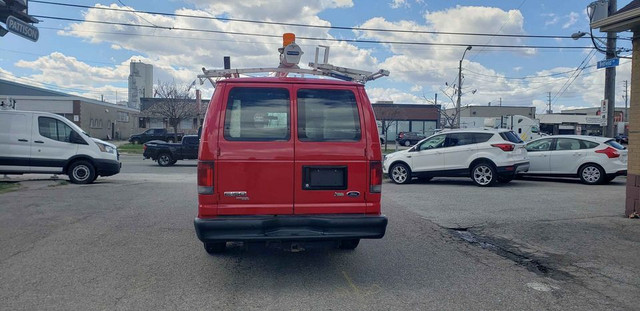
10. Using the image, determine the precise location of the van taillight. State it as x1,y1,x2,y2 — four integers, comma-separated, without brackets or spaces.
198,161,214,194
595,146,620,158
491,143,515,152
370,161,382,193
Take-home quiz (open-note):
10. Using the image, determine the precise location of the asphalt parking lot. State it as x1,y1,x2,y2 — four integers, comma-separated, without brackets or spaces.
1,155,638,310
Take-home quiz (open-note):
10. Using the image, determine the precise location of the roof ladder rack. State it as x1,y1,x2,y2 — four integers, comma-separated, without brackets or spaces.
198,34,389,86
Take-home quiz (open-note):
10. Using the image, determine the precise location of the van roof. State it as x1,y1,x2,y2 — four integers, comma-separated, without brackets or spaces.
216,76,361,86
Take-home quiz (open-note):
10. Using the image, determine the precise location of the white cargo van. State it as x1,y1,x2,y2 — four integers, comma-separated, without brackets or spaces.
0,109,121,184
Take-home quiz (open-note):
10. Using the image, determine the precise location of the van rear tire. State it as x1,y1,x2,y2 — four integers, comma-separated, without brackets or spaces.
338,239,360,250
204,242,226,254
68,160,96,184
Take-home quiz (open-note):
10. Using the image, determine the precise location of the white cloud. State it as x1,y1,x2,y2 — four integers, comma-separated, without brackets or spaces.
366,87,423,104
543,13,558,26
562,12,579,29
390,0,409,9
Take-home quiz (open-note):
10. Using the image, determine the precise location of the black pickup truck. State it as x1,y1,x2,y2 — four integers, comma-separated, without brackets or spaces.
129,128,184,144
143,135,199,166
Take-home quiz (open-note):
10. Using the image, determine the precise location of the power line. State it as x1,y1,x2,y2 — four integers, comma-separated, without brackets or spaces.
552,50,597,104
32,15,597,49
30,0,614,40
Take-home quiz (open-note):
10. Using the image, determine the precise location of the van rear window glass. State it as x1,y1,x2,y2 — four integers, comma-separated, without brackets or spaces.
297,89,361,142
224,88,290,141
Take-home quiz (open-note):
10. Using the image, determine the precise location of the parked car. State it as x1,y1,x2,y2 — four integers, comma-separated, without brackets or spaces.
194,78,388,254
614,134,628,144
384,129,529,186
143,135,199,166
520,135,627,184
128,128,184,144
396,131,426,146
0,109,121,184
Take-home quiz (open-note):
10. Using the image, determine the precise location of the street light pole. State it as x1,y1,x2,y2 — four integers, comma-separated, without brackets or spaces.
456,45,472,128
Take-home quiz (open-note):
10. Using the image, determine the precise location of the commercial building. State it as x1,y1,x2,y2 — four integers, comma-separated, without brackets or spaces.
372,102,440,143
538,114,605,136
0,78,140,140
446,105,536,119
139,97,209,135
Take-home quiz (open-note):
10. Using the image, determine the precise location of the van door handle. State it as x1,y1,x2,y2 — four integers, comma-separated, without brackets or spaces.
18,139,28,142
34,140,44,144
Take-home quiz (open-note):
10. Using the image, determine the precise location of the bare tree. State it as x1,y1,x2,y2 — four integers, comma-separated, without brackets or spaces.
147,81,195,136
423,85,470,129
378,105,404,151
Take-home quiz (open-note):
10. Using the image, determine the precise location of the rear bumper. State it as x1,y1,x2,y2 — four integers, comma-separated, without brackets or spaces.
94,159,121,176
194,215,388,242
498,161,529,175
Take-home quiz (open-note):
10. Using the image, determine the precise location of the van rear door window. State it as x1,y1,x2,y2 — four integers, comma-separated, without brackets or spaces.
223,87,290,141
297,89,361,142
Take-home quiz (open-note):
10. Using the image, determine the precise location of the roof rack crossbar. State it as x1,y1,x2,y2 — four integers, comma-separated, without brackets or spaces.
198,65,389,85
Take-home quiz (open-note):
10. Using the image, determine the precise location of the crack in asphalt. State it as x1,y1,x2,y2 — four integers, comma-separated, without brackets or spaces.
447,228,575,282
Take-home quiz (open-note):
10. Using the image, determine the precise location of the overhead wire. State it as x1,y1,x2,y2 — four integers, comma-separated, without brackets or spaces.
29,0,625,40
32,15,597,50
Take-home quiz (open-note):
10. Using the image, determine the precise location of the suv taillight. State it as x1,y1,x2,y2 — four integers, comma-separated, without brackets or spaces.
370,161,382,193
595,146,620,158
197,161,214,194
491,143,515,152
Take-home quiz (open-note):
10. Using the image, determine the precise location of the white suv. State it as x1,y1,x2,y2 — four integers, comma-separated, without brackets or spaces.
383,129,529,186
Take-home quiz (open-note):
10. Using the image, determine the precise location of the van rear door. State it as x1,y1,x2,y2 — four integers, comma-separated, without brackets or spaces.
293,85,367,214
216,85,294,215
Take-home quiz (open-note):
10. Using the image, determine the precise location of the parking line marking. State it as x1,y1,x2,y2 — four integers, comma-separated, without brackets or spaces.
342,271,359,294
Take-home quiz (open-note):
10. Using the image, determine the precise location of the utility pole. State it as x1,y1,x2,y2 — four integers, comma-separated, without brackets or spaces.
623,80,628,122
547,92,552,114
499,97,502,106
456,46,472,128
604,0,617,137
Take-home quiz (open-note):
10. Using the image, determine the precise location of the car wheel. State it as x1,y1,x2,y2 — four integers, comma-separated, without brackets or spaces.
389,163,412,184
579,164,605,185
497,175,514,183
471,162,497,187
204,242,226,254
338,239,360,250
404,140,411,146
68,160,96,184
157,153,174,166
131,138,140,145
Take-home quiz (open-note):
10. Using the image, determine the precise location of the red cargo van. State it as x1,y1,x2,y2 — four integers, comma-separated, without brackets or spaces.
194,77,388,254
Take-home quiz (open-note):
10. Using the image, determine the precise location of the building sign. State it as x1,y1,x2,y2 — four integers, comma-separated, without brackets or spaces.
599,99,608,126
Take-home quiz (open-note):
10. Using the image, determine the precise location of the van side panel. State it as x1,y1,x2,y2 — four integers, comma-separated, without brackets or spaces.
293,85,368,215
358,87,382,214
198,83,226,218
0,112,32,173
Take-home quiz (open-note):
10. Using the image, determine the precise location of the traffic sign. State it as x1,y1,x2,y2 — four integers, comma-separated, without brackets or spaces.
6,15,39,42
597,58,619,69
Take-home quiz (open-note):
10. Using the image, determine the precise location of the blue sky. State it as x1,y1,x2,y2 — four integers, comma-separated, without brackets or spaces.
0,0,634,113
